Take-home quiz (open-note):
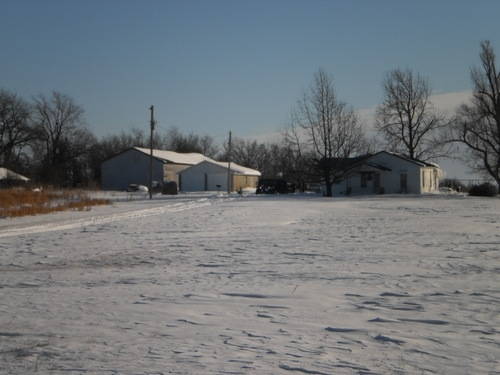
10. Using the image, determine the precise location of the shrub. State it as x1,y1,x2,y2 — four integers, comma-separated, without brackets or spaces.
468,183,498,197
440,178,468,192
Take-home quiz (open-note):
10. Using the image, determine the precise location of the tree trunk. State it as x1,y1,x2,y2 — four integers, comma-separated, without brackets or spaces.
325,183,333,197
324,171,333,197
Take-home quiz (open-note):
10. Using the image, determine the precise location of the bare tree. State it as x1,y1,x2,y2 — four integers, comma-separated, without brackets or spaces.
32,91,95,185
198,134,219,158
376,68,447,161
0,90,34,170
88,128,149,183
449,41,500,187
225,138,268,171
159,127,219,157
293,69,367,196
282,121,310,190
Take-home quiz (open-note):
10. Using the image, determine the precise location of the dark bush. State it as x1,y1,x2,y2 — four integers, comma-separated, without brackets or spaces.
468,183,498,197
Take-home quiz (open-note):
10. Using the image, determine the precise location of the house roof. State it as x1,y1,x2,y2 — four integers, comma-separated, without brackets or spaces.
377,151,440,168
336,151,440,170
0,167,29,181
363,162,392,171
325,151,440,175
324,154,373,172
327,154,372,169
133,147,213,165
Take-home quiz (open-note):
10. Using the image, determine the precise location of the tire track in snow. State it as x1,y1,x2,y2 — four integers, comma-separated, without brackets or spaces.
0,198,213,238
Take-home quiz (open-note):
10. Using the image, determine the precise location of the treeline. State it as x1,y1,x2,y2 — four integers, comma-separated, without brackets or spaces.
0,90,305,187
1,40,499,193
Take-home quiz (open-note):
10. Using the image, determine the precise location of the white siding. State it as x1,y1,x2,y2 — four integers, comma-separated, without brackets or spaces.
332,152,441,196
180,169,206,191
207,173,227,191
368,153,422,194
180,162,230,192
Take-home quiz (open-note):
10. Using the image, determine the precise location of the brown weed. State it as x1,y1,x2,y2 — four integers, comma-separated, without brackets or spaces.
0,188,110,218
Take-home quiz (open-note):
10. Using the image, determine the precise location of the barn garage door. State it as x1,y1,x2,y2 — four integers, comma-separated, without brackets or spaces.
207,173,226,191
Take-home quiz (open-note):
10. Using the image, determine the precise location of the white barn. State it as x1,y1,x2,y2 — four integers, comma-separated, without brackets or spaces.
179,160,261,192
101,147,212,190
332,151,442,196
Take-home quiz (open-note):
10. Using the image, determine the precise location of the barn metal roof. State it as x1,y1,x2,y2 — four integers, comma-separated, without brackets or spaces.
134,147,213,165
180,160,261,176
210,161,261,176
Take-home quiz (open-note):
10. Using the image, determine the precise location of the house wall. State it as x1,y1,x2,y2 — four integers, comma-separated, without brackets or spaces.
369,153,423,194
101,149,164,190
333,169,378,196
332,153,441,196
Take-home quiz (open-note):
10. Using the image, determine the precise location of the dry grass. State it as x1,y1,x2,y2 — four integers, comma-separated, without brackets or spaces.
0,188,110,218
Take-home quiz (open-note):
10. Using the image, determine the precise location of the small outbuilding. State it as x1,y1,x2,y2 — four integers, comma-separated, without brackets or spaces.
332,151,442,196
101,147,212,190
179,160,261,192
0,167,30,188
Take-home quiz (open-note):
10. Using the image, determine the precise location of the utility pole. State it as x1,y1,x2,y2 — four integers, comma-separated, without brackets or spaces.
227,130,232,194
149,105,156,200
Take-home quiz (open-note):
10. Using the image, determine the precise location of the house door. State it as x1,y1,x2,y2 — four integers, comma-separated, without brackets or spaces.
204,173,208,191
373,173,380,193
400,173,407,193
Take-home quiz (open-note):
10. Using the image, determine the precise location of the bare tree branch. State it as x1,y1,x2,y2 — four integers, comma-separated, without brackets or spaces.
376,68,448,161
32,91,94,185
448,40,500,187
291,69,368,196
0,90,34,170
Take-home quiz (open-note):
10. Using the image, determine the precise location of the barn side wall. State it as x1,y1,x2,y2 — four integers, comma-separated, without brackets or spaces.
101,149,164,190
164,164,191,185
180,162,229,191
233,175,259,191
420,166,440,193
179,162,259,192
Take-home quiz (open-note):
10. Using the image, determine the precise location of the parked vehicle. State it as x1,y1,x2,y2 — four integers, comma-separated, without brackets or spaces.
126,184,149,192
256,179,295,194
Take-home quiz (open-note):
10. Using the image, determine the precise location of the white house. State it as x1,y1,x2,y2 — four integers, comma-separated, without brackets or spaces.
332,151,442,196
101,147,212,190
179,160,261,192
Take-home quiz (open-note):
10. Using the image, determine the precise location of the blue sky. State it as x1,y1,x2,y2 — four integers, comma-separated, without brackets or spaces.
1,0,499,147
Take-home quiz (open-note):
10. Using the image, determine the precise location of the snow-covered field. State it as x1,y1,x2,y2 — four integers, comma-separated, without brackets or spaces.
1,193,499,374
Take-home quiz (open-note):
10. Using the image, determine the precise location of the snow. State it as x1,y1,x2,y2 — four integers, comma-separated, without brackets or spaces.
1,194,499,374
133,147,213,165
191,160,261,176
210,161,262,176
